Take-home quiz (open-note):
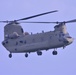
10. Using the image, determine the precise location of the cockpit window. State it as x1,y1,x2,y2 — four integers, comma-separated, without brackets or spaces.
67,36,72,38
21,28,24,33
59,32,65,37
62,34,64,36
65,33,72,38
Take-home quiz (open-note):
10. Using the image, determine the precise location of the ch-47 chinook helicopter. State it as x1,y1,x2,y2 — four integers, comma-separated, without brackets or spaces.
1,10,75,58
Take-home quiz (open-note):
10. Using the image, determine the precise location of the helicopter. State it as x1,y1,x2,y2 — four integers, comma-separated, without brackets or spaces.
1,10,75,58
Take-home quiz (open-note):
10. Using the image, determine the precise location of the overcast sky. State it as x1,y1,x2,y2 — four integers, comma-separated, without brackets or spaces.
0,0,76,75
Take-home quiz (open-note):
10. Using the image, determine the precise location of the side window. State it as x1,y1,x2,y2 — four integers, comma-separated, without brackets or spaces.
20,40,23,43
50,36,52,39
6,41,8,44
32,39,35,42
24,40,26,44
55,34,57,36
59,34,61,37
59,32,64,37
16,42,18,45
41,37,44,41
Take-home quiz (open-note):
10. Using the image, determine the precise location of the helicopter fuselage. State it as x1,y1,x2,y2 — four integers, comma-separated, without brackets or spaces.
2,30,73,53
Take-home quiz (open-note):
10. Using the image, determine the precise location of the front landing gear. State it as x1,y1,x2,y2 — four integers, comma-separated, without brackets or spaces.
9,53,12,58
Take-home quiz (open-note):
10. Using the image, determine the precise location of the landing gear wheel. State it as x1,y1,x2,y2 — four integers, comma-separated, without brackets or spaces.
9,53,12,58
37,51,42,56
25,53,28,58
52,51,57,55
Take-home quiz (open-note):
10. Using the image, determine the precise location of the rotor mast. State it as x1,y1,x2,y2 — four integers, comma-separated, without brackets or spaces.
54,23,67,33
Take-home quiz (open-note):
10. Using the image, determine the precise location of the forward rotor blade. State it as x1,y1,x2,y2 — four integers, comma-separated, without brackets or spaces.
17,10,58,21
0,21,10,23
19,21,58,24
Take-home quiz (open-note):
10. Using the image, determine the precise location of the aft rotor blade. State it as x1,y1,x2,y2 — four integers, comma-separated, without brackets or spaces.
65,19,76,23
25,19,76,24
17,10,58,21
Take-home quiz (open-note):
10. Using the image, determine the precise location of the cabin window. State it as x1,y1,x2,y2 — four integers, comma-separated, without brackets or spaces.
20,40,23,43
24,40,26,44
59,34,61,37
41,37,44,41
15,48,17,51
6,41,8,44
2,42,5,45
59,39,62,42
55,34,57,36
32,39,35,42
50,36,52,39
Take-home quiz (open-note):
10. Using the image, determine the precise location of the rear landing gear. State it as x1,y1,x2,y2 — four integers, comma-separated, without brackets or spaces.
52,51,57,55
52,49,58,55
25,53,28,58
9,53,12,58
37,51,42,56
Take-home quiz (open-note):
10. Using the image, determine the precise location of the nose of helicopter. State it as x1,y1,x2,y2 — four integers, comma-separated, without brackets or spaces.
64,37,74,45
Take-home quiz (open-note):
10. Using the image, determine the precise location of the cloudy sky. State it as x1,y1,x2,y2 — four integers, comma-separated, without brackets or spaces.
0,0,76,75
